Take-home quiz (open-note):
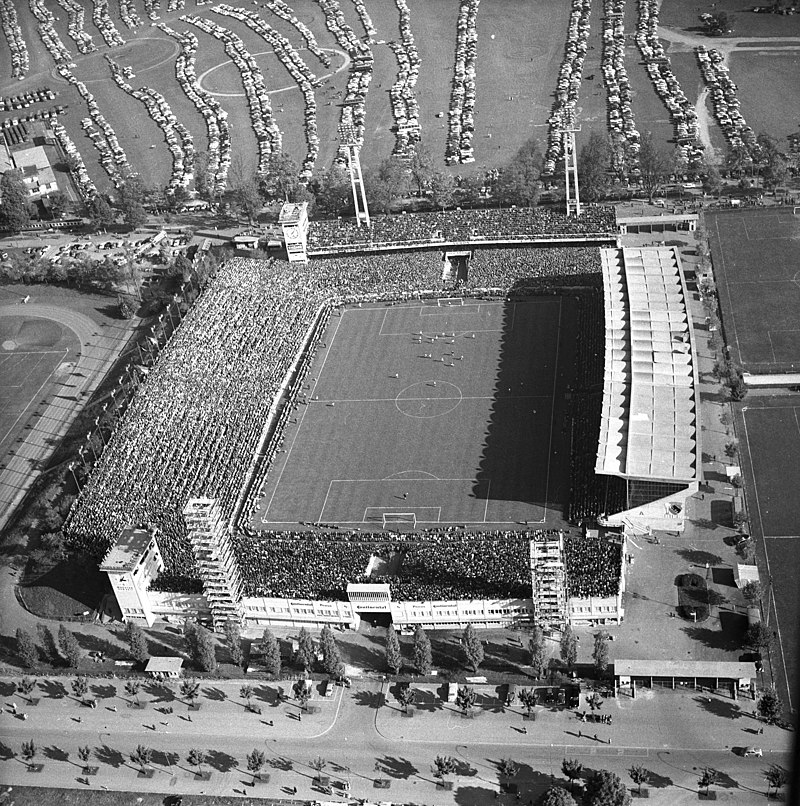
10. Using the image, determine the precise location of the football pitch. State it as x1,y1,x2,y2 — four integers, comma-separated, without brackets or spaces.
250,297,577,530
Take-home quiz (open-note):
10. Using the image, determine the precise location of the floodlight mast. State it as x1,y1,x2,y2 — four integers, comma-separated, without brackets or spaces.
562,122,582,217
338,121,370,228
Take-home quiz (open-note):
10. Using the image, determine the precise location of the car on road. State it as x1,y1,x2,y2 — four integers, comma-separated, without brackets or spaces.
742,746,763,757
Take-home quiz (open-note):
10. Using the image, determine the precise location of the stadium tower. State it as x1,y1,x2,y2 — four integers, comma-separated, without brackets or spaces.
338,119,370,227
183,498,244,632
529,532,568,627
562,123,582,217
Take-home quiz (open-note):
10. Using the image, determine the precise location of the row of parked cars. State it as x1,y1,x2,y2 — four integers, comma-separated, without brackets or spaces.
1,0,29,79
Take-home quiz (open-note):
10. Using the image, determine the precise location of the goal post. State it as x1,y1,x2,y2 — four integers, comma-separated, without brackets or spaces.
382,512,417,529
437,297,464,307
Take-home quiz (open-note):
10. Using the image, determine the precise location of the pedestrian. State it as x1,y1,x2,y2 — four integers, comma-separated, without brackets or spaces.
111,705,117,711
403,492,408,499
11,702,16,714
594,733,597,741
578,730,581,738
759,726,764,735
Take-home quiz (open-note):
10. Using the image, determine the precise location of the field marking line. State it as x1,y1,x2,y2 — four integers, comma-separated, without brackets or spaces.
482,478,491,523
766,331,777,364
542,298,562,511
379,307,389,337
314,394,552,404
740,410,792,711
0,348,68,447
260,310,345,521
713,216,744,369
317,479,335,524
327,476,479,483
763,535,800,540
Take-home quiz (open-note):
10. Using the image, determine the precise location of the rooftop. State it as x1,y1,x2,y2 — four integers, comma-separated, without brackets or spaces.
99,526,156,573
614,658,756,680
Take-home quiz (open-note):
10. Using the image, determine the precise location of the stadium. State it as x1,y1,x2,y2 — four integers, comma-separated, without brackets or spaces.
66,205,700,634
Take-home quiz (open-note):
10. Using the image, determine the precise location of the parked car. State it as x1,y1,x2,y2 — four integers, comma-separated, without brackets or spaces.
742,746,762,758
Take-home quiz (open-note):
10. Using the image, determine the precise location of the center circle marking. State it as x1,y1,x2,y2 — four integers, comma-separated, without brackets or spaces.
395,381,463,418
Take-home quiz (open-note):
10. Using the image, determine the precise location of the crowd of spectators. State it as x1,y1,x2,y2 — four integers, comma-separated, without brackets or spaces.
107,57,195,195
212,4,320,180
57,0,97,55
264,0,331,68
185,13,282,177
119,0,143,29
52,120,98,201
445,0,480,165
636,0,703,168
92,0,125,48
544,0,591,175
696,46,757,162
316,0,373,155
465,246,601,289
564,533,622,598
307,206,616,252
387,0,421,159
601,0,640,175
29,0,74,67
159,24,231,197
1,0,29,79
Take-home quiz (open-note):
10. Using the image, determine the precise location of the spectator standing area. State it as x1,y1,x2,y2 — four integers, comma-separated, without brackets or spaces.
707,207,800,374
251,297,575,530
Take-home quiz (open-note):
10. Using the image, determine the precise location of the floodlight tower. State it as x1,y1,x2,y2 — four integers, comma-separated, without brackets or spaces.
338,120,370,227
562,121,582,217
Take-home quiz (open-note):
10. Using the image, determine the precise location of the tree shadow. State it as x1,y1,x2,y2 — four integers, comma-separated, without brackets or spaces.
713,769,740,789
645,769,674,789
711,500,734,527
454,784,499,805
711,567,736,587
682,611,747,651
205,749,238,773
91,683,117,700
676,549,722,566
43,746,70,763
254,684,277,704
39,679,67,699
269,756,293,772
0,742,15,761
376,756,418,780
454,759,478,778
342,640,385,671
73,633,122,659
151,749,179,769
202,686,226,702
413,688,440,712
352,690,382,709
95,745,124,768
0,681,15,697
693,696,744,720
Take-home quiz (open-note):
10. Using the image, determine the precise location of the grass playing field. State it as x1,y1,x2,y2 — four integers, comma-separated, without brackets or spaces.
250,296,577,531
734,397,800,713
0,316,78,459
707,208,800,374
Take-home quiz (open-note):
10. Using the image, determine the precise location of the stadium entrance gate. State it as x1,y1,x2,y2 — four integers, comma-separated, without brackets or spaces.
443,250,472,284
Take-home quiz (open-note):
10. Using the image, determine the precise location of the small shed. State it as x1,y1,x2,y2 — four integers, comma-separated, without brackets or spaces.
145,657,184,679
734,564,759,589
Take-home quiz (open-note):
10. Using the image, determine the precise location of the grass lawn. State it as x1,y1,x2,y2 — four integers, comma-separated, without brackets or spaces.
0,789,265,806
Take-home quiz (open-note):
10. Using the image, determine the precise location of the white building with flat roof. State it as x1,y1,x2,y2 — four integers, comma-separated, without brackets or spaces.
100,526,164,627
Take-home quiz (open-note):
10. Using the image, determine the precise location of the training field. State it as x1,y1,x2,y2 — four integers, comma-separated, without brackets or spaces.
735,398,800,711
707,208,800,374
0,316,78,459
250,297,577,531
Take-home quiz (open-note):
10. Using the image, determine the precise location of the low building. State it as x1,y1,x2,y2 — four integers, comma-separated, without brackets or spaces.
12,144,58,198
614,659,756,699
144,657,183,679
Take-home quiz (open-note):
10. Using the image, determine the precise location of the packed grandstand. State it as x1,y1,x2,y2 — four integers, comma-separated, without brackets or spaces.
65,208,624,602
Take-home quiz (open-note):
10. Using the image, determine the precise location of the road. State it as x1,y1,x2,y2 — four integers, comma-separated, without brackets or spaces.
0,677,791,803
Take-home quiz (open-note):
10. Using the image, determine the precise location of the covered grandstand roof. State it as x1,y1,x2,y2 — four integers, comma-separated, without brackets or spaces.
596,247,698,483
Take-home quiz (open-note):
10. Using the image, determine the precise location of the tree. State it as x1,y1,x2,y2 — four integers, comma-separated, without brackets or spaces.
224,619,243,668
703,11,732,35
37,624,59,666
638,131,671,202
58,624,81,668
124,678,141,705
193,151,212,199
413,625,432,675
77,745,92,768
395,685,416,713
757,686,783,725
499,758,518,778
20,740,37,769
430,170,456,210
47,190,70,218
584,769,631,806
697,767,719,797
88,195,115,227
741,581,761,603
528,624,548,678
579,132,611,202
385,626,402,675
260,628,282,678
319,625,343,677
535,787,578,806
184,620,217,672
561,758,583,794
365,156,409,214
409,140,434,195
560,625,578,670
119,178,147,230
309,756,327,780
764,765,787,798
628,764,649,795
518,687,537,716
187,748,207,776
433,755,457,781
180,677,200,705
236,180,262,223
240,684,255,710
17,677,37,703
260,152,301,202
247,748,266,783
746,622,772,653
313,162,351,217
296,626,316,672
125,622,149,665
0,170,32,231
497,136,543,207
592,631,610,676
462,623,484,672
295,685,311,712
131,744,152,773
16,628,39,669
702,164,723,196
455,686,477,715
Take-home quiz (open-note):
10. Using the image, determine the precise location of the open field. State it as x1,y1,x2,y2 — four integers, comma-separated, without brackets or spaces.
252,297,575,530
707,208,800,374
2,0,798,197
